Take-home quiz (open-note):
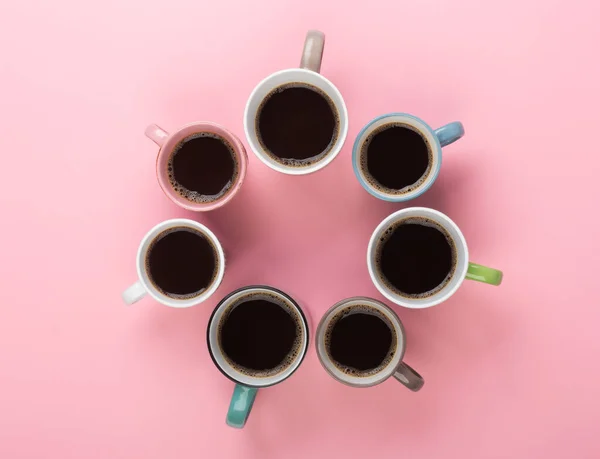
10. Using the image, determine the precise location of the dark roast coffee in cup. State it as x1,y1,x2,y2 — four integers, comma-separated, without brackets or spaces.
255,83,340,167
359,123,433,195
207,286,309,428
353,114,465,202
376,217,457,298
217,291,304,377
168,133,239,203
146,226,219,299
325,304,397,377
316,297,423,390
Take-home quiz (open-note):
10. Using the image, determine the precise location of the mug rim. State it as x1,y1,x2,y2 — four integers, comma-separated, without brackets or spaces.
316,296,406,387
243,68,349,176
352,113,442,202
206,285,310,388
155,121,248,211
367,207,470,309
135,218,226,308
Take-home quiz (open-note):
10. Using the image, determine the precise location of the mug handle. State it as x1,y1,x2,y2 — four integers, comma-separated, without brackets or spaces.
122,280,147,305
434,122,465,147
226,384,258,428
393,362,424,392
145,124,169,147
300,30,325,73
466,262,503,286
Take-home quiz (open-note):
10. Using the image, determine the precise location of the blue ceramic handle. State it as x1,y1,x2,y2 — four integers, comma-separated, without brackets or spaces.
226,384,258,429
434,122,465,147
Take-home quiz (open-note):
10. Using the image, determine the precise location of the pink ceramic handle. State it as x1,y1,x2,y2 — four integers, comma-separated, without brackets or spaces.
300,30,325,73
145,124,169,147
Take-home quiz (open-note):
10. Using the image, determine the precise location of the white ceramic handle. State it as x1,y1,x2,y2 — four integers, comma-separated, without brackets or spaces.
122,281,147,305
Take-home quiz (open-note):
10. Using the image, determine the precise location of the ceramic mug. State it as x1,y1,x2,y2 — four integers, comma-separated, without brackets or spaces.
207,286,310,428
316,297,423,390
122,219,225,307
243,30,348,175
353,113,464,201
368,207,503,309
145,122,247,211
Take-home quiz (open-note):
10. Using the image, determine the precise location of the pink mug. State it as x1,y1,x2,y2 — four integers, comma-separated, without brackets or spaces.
145,122,248,211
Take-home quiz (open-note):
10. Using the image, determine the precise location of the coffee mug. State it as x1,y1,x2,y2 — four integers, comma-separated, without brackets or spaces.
122,219,225,307
368,207,503,309
243,30,348,175
145,122,247,211
316,297,423,390
353,113,464,201
207,286,309,428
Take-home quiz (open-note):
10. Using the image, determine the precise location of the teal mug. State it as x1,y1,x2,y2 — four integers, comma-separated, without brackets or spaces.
207,286,309,428
352,113,464,202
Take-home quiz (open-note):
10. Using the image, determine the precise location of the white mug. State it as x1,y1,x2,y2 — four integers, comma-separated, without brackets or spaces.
367,207,503,309
243,30,348,175
122,219,225,308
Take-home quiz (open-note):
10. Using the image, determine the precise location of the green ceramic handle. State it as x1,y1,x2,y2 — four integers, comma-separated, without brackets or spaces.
466,262,503,286
226,384,258,429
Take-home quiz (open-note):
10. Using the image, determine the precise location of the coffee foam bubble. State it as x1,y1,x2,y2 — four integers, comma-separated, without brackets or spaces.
358,122,433,195
375,217,458,299
167,132,239,204
145,226,220,300
324,304,397,378
255,82,340,169
217,292,305,379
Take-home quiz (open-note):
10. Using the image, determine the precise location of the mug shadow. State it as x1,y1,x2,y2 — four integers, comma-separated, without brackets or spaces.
410,149,476,215
239,353,440,456
178,172,269,261
391,283,516,394
132,300,215,369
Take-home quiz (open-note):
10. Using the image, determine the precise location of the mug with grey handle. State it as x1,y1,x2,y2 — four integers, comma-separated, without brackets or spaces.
244,30,348,175
316,297,423,391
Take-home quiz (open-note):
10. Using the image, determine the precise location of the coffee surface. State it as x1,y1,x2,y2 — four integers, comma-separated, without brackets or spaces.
256,83,338,167
328,310,393,373
146,227,218,299
219,295,301,376
377,218,456,297
169,133,237,203
361,124,431,193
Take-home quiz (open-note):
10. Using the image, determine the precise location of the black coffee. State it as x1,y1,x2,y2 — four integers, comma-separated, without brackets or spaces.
168,133,238,203
256,83,339,167
146,227,218,299
326,305,396,376
360,123,432,194
219,294,302,377
377,217,456,297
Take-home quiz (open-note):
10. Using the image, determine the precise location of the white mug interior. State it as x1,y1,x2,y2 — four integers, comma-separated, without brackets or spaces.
136,219,225,308
316,297,405,387
367,208,469,309
243,68,348,175
354,114,442,201
208,287,309,387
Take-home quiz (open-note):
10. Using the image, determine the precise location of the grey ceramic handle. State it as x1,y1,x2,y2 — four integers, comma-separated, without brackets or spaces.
300,30,325,73
393,362,424,392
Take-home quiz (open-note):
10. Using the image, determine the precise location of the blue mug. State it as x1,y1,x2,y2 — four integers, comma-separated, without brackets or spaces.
352,113,464,202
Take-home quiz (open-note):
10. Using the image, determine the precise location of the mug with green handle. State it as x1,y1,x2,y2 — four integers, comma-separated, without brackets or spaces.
367,207,503,309
207,286,309,428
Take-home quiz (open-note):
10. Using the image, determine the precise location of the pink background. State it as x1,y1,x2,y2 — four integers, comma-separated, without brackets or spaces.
1,0,599,457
